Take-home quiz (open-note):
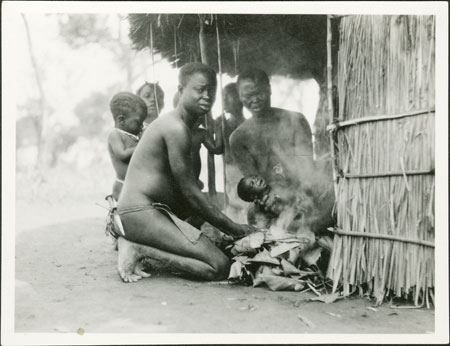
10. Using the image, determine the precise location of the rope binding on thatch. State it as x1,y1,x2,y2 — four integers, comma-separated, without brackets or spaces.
326,109,435,133
340,168,434,179
328,228,435,248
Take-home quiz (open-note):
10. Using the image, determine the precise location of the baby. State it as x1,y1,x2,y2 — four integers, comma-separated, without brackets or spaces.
136,82,164,132
237,175,285,228
237,175,314,231
107,92,147,201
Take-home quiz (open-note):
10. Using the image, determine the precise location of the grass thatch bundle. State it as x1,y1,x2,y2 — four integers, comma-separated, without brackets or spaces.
327,15,435,306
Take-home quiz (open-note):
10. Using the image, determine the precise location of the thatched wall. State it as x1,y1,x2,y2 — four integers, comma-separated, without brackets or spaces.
327,15,435,306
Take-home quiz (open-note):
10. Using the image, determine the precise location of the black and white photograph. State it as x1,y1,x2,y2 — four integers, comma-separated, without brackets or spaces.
1,1,448,345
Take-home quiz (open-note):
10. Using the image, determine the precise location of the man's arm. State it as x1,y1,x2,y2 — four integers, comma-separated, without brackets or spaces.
200,128,224,155
165,122,249,237
108,131,135,162
229,128,258,176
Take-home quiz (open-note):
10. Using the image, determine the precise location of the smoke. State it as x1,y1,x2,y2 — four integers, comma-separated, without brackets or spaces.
270,142,335,236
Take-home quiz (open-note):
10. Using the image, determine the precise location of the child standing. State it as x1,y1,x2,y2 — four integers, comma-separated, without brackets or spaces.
136,82,164,132
107,92,147,201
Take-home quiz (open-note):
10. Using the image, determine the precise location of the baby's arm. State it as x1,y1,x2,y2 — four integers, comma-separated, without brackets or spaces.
201,128,224,155
108,131,135,162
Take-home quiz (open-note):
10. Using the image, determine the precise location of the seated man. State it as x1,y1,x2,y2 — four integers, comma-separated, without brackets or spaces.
115,63,254,283
107,92,147,201
230,68,335,234
229,68,315,190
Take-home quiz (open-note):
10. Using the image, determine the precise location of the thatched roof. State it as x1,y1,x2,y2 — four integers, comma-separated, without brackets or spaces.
128,14,328,81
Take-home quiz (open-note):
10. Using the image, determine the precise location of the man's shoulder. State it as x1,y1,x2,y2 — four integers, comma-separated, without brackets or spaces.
155,111,187,133
230,119,252,139
273,107,305,119
235,118,254,131
273,108,310,127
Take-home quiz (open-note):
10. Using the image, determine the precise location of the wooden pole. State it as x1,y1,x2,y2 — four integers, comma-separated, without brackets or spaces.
149,22,160,115
21,14,47,166
215,14,228,210
198,15,217,202
327,15,339,198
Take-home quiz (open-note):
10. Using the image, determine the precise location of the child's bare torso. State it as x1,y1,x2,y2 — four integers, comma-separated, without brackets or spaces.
108,129,139,181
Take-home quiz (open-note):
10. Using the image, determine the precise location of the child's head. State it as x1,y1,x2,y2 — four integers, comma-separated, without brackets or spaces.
136,82,165,119
237,175,269,202
110,92,147,135
223,83,243,114
178,63,217,115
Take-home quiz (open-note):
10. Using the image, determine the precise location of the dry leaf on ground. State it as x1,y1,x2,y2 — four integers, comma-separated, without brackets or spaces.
253,273,305,291
248,248,280,265
302,247,322,266
270,242,304,257
309,292,343,304
280,258,301,276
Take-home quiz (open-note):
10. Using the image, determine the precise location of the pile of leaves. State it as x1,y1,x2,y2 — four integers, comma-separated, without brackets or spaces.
227,230,335,294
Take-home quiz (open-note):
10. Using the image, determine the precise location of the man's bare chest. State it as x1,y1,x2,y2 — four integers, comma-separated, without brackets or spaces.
246,124,295,151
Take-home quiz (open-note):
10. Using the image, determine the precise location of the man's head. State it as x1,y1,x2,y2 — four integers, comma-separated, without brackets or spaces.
223,83,243,114
110,92,147,135
236,68,271,116
136,82,165,119
237,175,269,202
178,62,217,116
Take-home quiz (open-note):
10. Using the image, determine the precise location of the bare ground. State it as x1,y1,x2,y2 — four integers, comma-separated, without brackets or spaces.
15,209,434,334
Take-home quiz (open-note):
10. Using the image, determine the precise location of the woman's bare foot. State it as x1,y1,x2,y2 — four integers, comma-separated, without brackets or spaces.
117,237,151,283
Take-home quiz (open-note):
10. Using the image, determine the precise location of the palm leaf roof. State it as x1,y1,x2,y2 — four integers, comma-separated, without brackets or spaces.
128,14,328,81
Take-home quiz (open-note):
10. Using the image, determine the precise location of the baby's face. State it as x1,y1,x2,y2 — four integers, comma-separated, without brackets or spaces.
243,175,268,197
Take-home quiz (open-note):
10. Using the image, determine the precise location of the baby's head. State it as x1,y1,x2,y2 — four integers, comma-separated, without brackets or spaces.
110,92,147,135
136,82,165,119
237,175,270,202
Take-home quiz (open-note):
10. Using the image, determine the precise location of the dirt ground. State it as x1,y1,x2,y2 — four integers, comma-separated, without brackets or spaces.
14,202,435,335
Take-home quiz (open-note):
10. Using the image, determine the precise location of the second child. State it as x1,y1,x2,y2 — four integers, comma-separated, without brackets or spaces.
107,92,147,201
